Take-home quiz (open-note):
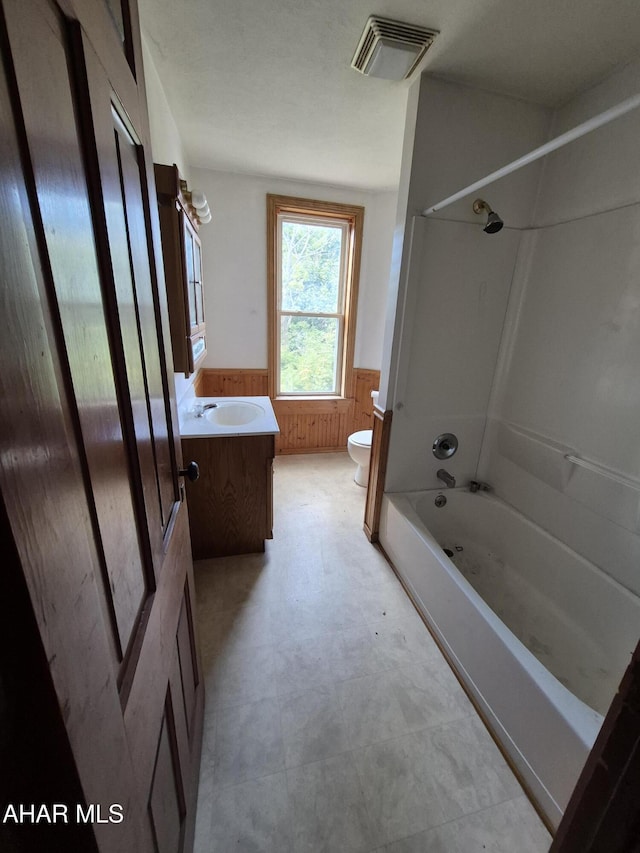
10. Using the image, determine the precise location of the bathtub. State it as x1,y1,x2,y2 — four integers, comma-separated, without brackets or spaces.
379,488,640,829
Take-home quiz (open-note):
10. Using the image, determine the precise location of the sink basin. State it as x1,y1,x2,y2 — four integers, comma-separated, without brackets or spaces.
205,401,265,426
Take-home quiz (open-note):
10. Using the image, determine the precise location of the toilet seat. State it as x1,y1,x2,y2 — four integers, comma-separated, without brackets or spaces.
349,429,372,448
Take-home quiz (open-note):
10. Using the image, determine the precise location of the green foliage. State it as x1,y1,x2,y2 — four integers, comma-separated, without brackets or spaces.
280,316,338,393
281,221,342,313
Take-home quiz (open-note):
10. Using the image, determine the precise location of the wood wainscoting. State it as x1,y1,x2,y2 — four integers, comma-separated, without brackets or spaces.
195,367,380,454
195,368,269,397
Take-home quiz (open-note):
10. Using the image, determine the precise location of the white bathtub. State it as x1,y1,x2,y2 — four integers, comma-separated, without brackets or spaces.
379,488,640,829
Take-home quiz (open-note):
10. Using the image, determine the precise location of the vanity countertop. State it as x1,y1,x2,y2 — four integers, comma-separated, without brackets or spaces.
178,396,280,439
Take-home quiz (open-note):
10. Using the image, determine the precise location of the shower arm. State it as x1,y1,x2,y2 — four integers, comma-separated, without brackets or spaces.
421,91,640,217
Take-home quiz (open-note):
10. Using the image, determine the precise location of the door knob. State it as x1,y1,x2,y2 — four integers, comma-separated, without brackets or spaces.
179,461,200,482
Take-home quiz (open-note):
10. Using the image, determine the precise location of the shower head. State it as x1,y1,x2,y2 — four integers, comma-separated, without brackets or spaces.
472,198,504,234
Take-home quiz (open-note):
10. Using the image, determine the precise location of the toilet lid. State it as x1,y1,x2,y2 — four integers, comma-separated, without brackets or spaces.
350,429,372,447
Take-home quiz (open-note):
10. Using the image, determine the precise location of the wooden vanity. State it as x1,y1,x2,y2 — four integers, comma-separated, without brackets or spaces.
179,397,279,558
182,434,274,558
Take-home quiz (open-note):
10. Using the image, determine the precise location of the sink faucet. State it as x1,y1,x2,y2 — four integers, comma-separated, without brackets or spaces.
193,402,218,417
436,468,456,488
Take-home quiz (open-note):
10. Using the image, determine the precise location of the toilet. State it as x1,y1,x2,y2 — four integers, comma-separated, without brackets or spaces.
347,429,373,486
347,390,378,487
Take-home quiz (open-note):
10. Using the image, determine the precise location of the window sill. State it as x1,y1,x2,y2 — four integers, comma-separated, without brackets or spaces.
274,395,346,402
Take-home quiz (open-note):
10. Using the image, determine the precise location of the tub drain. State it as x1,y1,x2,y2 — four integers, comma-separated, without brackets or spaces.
443,548,454,558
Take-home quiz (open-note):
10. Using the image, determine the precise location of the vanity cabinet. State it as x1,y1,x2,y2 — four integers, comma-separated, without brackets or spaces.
154,163,206,376
181,435,274,558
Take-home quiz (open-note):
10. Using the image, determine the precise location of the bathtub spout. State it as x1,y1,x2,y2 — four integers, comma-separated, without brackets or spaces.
469,480,491,493
436,469,456,488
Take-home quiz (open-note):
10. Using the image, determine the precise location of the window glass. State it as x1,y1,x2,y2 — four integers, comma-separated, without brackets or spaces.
280,316,339,394
268,195,363,399
281,221,342,313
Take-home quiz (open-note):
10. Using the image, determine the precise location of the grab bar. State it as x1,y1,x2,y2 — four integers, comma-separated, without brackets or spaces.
564,454,640,492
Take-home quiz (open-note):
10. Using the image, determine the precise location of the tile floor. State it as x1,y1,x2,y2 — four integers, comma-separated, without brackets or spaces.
193,453,551,853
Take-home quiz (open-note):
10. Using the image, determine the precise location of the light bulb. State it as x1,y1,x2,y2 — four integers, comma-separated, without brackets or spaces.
190,190,207,209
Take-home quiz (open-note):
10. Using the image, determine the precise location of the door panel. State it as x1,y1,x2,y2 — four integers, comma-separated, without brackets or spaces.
0,0,203,849
76,28,177,569
150,698,185,853
176,589,198,740
78,47,166,566
113,113,176,531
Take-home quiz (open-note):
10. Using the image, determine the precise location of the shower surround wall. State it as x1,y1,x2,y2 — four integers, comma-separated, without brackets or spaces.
381,75,551,492
382,64,640,591
479,59,640,599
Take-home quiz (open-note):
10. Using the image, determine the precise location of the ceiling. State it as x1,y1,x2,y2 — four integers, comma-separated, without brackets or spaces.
139,0,640,191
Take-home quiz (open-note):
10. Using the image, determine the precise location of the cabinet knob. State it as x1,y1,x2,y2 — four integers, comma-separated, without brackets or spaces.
179,461,200,482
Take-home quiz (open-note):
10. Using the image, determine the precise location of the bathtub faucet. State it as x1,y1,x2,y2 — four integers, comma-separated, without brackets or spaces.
469,480,491,493
436,469,456,488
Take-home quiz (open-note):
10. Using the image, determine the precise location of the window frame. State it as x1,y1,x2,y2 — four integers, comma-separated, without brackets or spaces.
267,195,364,400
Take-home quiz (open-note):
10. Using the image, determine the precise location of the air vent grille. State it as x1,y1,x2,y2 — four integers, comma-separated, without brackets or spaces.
351,16,439,79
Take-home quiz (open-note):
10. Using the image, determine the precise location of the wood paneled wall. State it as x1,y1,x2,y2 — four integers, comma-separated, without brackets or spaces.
195,368,269,397
351,368,381,433
196,367,380,454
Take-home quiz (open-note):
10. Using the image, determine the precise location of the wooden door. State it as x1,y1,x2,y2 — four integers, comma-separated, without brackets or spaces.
551,640,640,852
0,0,203,851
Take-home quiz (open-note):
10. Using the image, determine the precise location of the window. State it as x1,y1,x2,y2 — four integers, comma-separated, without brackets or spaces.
267,195,364,398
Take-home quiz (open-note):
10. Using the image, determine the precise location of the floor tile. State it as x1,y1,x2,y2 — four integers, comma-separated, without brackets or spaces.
199,602,272,664
325,624,388,681
269,585,365,645
367,616,442,669
279,684,350,768
357,580,423,625
354,731,436,844
192,742,215,853
196,553,279,614
205,641,277,710
390,657,474,731
322,535,398,589
338,659,472,750
381,796,551,852
411,715,524,827
287,753,381,853
273,633,336,696
212,697,284,788
208,771,292,853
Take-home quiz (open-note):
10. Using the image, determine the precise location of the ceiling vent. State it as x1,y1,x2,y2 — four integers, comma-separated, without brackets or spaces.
351,16,439,81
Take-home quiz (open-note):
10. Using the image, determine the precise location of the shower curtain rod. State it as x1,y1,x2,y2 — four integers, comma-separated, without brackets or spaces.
421,91,640,216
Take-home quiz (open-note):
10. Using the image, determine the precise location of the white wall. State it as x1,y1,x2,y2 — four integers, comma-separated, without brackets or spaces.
479,59,640,595
142,37,195,404
142,37,189,181
189,168,396,370
382,75,550,492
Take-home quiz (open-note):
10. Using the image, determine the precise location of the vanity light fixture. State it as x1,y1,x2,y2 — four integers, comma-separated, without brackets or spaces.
179,181,212,225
